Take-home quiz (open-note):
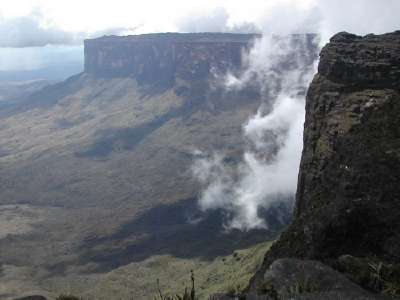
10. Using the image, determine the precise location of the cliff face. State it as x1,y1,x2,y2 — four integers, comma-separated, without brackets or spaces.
84,33,258,86
251,31,400,290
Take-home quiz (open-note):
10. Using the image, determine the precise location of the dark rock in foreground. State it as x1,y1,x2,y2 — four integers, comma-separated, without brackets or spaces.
247,30,400,296
214,259,386,299
262,259,379,299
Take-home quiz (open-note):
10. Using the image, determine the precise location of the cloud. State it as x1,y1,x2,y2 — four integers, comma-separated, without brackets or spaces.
255,1,320,35
0,11,77,48
3,1,400,48
193,32,318,230
193,93,306,230
316,0,400,42
0,10,138,48
177,0,400,44
176,7,260,34
192,0,400,231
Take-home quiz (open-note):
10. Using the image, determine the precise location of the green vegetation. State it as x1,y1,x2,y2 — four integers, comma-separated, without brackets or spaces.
225,283,242,298
383,280,400,296
0,74,262,298
257,282,279,300
337,255,400,297
285,277,320,296
47,241,273,300
368,261,384,291
155,271,197,300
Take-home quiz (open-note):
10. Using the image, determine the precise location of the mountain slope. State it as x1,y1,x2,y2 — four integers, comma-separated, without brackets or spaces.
0,33,318,299
0,34,264,299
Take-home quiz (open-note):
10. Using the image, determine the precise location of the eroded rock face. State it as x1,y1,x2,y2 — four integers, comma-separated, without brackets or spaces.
296,31,400,259
84,33,258,86
250,31,400,290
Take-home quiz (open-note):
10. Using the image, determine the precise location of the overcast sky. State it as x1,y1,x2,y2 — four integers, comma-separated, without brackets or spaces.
1,0,399,46
0,0,314,34
0,0,399,73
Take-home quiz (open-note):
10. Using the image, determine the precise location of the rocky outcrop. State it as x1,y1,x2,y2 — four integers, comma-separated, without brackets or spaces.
213,258,381,299
294,31,400,259
261,259,379,299
248,31,400,295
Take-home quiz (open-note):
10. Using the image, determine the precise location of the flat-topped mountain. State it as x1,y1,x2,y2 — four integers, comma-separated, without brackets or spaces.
84,33,258,83
0,33,318,299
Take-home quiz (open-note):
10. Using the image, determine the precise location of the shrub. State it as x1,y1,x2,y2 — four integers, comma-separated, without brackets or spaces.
154,270,197,300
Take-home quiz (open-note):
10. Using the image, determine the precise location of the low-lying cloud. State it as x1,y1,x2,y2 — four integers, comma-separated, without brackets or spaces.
0,10,137,48
191,0,400,231
193,93,306,230
193,32,317,230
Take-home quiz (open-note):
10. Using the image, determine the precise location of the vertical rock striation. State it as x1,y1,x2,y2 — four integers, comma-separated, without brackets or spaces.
250,30,400,289
84,33,259,86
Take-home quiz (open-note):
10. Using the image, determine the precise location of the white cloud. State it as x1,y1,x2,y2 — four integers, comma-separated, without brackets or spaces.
189,0,400,230
1,0,399,48
193,32,317,230
193,93,306,230
0,9,140,48
317,0,400,42
0,11,76,47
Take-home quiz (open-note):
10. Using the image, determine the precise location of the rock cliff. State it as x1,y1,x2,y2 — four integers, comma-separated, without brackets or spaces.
248,30,400,296
84,33,258,86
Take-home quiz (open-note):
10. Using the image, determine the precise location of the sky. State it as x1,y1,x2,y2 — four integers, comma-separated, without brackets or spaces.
0,0,312,34
0,1,399,74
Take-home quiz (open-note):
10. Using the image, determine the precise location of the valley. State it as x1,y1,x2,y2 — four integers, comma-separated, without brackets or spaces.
0,33,319,299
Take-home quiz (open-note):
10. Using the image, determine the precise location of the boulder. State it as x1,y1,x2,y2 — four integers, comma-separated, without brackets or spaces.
261,258,375,299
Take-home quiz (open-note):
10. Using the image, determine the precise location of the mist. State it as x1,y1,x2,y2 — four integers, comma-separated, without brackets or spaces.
193,32,317,230
191,0,400,230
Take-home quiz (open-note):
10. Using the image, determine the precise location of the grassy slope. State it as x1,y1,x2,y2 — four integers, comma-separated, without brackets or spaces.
44,241,273,300
0,74,268,299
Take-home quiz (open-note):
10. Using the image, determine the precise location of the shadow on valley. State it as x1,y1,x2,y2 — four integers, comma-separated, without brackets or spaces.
75,109,179,158
77,198,292,273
